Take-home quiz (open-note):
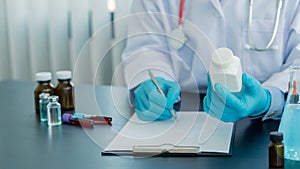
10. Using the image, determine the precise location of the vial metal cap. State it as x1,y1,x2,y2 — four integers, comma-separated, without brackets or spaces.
57,70,72,80
270,131,283,142
39,93,50,99
36,72,52,81
49,95,59,102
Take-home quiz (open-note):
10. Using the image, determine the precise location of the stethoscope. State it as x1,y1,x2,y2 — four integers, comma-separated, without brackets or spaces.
169,0,283,51
168,0,187,50
245,0,283,51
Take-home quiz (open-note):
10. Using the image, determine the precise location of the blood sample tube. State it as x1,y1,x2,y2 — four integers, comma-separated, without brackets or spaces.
62,113,94,128
73,113,112,124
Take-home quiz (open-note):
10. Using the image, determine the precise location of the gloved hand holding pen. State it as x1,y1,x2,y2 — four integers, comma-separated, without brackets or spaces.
203,73,271,122
134,77,180,121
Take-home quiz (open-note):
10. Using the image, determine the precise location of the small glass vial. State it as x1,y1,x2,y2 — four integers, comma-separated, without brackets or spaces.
47,96,62,126
269,131,284,168
34,72,55,114
55,70,75,114
39,93,50,122
209,48,242,92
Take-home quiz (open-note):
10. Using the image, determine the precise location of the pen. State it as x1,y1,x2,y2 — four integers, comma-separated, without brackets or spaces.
73,113,112,124
148,70,177,119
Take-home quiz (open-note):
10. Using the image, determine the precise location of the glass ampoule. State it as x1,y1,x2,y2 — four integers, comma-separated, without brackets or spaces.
39,93,50,122
47,96,62,126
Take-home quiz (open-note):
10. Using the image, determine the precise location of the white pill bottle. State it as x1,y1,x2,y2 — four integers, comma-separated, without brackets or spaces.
209,47,242,92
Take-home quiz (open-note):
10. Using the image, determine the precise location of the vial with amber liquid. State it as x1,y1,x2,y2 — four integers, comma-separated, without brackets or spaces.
269,131,284,168
55,71,75,114
34,72,55,114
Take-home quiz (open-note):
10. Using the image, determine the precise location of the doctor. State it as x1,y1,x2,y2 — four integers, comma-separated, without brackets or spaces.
122,0,300,122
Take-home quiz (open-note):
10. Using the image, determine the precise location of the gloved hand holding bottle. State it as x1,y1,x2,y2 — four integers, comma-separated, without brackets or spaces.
203,73,271,122
134,77,180,121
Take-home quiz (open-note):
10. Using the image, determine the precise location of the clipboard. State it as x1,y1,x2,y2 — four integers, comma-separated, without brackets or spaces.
102,111,235,157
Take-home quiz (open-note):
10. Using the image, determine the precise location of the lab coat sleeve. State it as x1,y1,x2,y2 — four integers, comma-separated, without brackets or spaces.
122,0,176,90
262,2,300,120
262,87,285,121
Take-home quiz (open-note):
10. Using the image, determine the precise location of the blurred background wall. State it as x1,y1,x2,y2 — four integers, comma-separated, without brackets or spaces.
0,0,132,85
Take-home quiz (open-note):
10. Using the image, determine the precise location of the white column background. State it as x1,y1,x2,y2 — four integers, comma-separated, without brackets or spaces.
6,0,30,80
0,0,132,85
0,0,10,80
27,0,50,78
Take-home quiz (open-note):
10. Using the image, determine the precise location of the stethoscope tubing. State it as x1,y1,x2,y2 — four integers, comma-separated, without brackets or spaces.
175,0,283,51
179,0,185,26
247,0,283,51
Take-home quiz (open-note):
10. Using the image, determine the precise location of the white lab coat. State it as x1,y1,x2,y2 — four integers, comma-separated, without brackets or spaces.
122,0,300,118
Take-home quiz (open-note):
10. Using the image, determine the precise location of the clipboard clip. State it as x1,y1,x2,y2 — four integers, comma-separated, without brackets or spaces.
133,143,200,154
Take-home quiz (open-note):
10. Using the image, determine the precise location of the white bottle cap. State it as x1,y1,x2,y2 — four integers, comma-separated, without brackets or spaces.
36,72,52,81
211,48,234,67
56,70,72,80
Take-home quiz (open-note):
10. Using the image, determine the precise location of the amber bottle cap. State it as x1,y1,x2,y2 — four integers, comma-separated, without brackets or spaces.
270,131,283,142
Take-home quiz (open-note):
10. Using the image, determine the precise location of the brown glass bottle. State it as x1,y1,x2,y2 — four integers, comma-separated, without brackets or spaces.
269,131,284,168
55,71,75,114
34,72,55,114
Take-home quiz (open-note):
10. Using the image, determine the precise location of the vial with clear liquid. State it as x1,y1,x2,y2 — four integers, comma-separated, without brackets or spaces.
47,96,62,126
39,93,50,122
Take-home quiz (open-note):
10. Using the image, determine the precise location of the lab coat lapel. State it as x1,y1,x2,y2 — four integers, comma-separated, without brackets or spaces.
209,0,224,18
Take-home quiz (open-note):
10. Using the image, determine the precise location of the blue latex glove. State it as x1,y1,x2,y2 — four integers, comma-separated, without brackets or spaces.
203,73,271,122
134,77,180,121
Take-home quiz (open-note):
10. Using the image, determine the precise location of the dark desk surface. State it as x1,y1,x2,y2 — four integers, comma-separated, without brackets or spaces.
0,80,299,169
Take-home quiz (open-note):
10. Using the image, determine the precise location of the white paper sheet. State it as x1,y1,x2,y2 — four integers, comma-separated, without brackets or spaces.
105,111,233,154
